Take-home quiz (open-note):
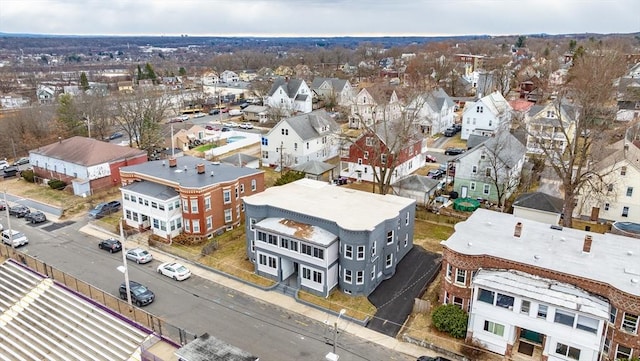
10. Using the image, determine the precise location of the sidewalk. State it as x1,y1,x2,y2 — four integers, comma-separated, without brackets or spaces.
80,224,435,359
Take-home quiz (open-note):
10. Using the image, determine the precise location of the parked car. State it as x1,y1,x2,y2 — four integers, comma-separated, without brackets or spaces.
108,132,124,140
221,127,231,132
425,154,437,163
220,107,229,113
25,211,47,224
157,262,191,281
12,157,30,166
228,109,243,116
205,124,220,131
427,169,445,179
0,201,6,211
88,200,121,218
0,160,9,169
444,147,465,156
9,205,30,218
193,112,205,118
223,122,237,128
443,128,456,137
453,123,462,132
239,122,254,129
98,238,122,253
119,281,155,307
2,166,19,178
239,102,250,109
125,248,153,264
1,229,29,247
209,109,220,115
179,115,190,121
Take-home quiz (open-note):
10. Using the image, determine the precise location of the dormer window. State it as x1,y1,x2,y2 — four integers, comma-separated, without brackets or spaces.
476,106,483,113
546,110,556,118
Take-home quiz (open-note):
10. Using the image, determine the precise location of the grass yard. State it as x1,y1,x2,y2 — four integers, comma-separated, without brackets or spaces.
298,289,376,321
194,143,215,152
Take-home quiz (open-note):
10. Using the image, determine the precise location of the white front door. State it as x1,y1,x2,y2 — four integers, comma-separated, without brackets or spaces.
461,186,468,198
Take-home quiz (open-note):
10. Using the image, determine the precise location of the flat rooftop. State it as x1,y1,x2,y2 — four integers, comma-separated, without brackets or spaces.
255,217,338,246
443,208,640,296
243,178,416,231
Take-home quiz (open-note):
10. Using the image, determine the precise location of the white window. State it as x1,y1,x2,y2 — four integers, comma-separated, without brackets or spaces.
204,196,211,211
344,244,353,259
386,231,393,245
622,312,639,333
472,165,477,174
385,254,393,268
622,206,629,217
470,182,476,191
483,184,490,195
313,270,322,284
356,245,365,260
206,216,212,230
404,233,408,247
344,269,352,283
381,154,387,164
184,219,190,232
521,300,531,314
446,264,453,280
240,184,245,193
223,190,231,204
371,265,376,280
485,167,491,177
190,199,198,213
251,179,257,191
616,345,632,360
249,218,256,230
182,199,189,212
483,320,504,336
224,209,232,223
555,342,581,360
364,151,369,159
356,271,364,284
371,241,376,257
537,305,548,319
576,315,598,334
478,288,494,304
455,269,466,285
554,309,575,327
193,220,200,233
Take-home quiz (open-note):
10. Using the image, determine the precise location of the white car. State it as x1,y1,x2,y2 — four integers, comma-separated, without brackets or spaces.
126,248,153,264
179,115,190,121
223,122,237,128
2,229,28,247
193,113,205,118
157,262,191,281
239,122,254,129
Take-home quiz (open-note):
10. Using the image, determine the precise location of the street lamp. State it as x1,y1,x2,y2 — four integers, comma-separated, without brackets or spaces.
325,309,346,361
116,219,132,308
3,190,14,248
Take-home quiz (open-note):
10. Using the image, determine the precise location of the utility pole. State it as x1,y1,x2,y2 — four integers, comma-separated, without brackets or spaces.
3,190,14,249
325,309,346,361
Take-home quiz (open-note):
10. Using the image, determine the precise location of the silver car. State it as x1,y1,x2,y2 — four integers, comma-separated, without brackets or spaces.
125,248,153,264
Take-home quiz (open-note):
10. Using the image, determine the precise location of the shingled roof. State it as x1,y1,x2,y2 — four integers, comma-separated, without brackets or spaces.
30,136,147,166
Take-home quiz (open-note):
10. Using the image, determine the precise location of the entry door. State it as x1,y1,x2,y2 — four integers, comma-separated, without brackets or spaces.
461,186,468,198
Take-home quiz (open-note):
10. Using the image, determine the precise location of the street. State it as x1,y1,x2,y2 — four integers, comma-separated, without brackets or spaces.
0,210,413,361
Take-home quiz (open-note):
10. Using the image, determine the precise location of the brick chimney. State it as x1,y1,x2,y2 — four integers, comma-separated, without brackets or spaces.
514,222,523,238
168,158,177,168
583,235,593,253
197,163,205,174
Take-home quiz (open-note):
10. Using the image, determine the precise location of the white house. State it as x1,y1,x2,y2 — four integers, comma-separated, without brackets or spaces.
261,109,339,168
309,77,354,107
37,84,56,104
220,70,239,84
461,91,512,140
406,87,456,136
348,87,402,129
512,192,564,225
524,102,577,157
264,77,312,115
201,72,219,86
0,94,29,109
574,136,640,224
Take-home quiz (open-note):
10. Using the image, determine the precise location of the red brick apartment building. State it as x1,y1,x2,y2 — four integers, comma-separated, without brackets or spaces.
119,156,264,241
441,209,639,361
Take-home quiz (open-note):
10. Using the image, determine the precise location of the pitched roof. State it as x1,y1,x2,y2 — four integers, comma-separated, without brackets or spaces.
291,160,335,175
279,109,339,141
267,77,304,98
220,153,259,167
310,77,348,91
459,131,525,168
392,174,441,193
513,192,564,213
30,136,147,166
466,134,490,149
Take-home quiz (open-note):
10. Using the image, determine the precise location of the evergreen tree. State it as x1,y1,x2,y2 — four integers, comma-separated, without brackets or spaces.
80,72,90,91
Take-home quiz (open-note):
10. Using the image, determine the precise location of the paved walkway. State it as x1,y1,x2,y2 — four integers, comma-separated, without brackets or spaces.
79,224,437,360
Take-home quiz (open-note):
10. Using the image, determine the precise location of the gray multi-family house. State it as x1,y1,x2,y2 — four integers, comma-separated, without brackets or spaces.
243,178,416,297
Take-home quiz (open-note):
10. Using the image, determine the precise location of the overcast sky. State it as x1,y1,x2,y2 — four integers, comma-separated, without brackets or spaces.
1,0,639,37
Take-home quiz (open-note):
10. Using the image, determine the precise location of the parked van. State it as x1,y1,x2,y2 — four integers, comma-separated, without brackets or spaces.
2,229,29,247
228,109,243,117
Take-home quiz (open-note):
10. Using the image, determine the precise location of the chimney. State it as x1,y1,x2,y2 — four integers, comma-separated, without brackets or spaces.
514,222,523,238
168,158,177,168
583,235,593,253
197,163,205,174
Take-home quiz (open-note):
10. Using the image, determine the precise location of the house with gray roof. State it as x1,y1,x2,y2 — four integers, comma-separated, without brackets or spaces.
524,101,577,156
513,191,564,224
453,131,526,206
406,87,456,136
119,156,264,241
264,77,312,115
392,174,443,206
220,153,260,169
461,91,512,140
291,160,336,181
260,109,339,168
310,77,354,107
244,178,416,297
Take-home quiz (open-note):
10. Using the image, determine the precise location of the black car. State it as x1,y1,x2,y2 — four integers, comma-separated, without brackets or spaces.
109,132,124,140
12,157,30,166
119,281,155,307
444,147,466,156
453,123,462,132
443,128,456,137
25,210,47,224
98,238,122,253
88,200,121,218
9,205,30,218
417,357,452,361
209,109,220,115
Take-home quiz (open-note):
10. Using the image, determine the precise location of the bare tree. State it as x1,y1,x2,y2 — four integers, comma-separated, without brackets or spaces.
526,45,628,227
113,89,171,154
76,92,114,140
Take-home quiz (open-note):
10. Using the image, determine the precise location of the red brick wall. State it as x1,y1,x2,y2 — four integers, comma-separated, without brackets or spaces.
440,248,640,358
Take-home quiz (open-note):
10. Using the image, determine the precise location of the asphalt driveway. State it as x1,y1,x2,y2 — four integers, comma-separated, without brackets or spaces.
366,246,441,337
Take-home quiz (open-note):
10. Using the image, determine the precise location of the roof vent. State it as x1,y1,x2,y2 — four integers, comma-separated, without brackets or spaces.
467,242,473,247
212,161,221,165
210,171,215,177
632,278,639,284
533,255,540,261
628,250,634,256
184,166,188,172
162,161,166,167
168,158,177,168
550,224,563,231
